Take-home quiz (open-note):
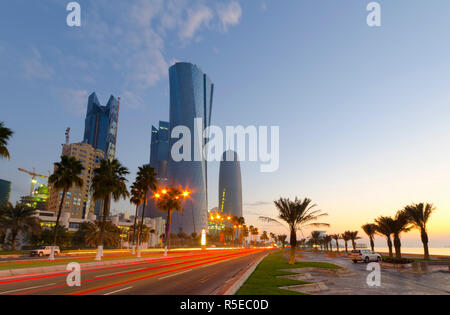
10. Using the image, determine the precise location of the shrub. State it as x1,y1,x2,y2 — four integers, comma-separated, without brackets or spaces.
382,257,414,264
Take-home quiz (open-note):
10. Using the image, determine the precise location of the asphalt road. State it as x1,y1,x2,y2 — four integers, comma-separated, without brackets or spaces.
0,249,268,295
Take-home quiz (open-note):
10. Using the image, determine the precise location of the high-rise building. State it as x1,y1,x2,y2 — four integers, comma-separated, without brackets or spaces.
83,92,120,161
150,121,170,180
218,151,243,218
142,121,170,218
0,179,11,206
48,142,104,219
167,62,214,234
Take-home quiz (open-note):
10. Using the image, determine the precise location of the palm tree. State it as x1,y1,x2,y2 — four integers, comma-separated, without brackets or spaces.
324,235,333,251
269,232,276,241
278,234,287,248
83,221,122,248
0,203,40,251
48,155,84,258
130,182,145,251
331,234,341,252
260,231,269,246
375,216,394,258
349,231,361,250
251,226,259,246
260,197,329,264
341,231,351,253
390,211,412,259
403,203,435,260
155,187,182,253
135,165,158,255
310,231,322,250
362,224,377,252
92,159,129,260
0,122,13,160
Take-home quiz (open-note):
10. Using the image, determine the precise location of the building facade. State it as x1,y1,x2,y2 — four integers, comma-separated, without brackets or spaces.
218,151,243,218
0,179,11,206
143,121,170,218
83,92,119,161
48,142,104,219
167,62,214,235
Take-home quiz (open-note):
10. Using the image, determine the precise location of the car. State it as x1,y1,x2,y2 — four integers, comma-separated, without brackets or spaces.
30,246,60,257
349,249,381,264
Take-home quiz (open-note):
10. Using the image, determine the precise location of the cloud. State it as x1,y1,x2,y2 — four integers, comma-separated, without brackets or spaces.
57,88,90,116
217,1,242,31
180,5,214,39
62,0,243,110
245,201,272,207
23,47,54,80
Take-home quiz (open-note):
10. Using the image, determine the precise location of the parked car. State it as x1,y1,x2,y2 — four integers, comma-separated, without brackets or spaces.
30,246,60,257
349,249,381,263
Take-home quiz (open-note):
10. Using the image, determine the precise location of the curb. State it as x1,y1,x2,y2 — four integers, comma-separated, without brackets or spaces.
221,253,269,295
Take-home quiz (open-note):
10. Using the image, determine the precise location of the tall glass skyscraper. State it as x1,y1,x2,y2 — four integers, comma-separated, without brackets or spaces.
218,151,243,218
83,92,119,161
143,121,170,218
168,62,214,234
83,92,119,216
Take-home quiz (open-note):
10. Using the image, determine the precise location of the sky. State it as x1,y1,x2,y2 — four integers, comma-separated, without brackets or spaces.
1,0,450,248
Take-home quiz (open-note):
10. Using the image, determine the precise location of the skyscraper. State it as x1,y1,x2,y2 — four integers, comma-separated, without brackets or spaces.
143,121,170,218
83,92,119,161
218,151,243,218
150,121,170,180
0,179,11,206
167,62,214,234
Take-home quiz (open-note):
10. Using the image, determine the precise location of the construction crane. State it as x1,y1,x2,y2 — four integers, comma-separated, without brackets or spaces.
18,168,49,196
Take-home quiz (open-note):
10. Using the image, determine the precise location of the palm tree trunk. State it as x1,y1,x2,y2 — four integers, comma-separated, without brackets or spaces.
351,239,356,250
386,236,393,258
165,209,172,249
393,234,401,259
137,198,147,251
335,240,339,252
11,229,18,251
421,229,430,260
53,188,67,246
289,228,296,265
370,237,375,252
132,204,139,247
344,241,348,253
98,195,111,248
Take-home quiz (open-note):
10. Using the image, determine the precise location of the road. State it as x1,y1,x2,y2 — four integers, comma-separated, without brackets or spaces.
0,249,268,295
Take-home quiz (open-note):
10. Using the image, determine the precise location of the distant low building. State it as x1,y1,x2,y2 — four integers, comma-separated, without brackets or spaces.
0,179,11,206
35,210,166,249
47,142,104,219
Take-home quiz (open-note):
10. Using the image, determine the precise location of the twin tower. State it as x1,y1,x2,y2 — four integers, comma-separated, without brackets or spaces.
145,62,243,235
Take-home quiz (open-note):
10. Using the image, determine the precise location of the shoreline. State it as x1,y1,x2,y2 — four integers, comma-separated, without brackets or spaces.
377,251,450,260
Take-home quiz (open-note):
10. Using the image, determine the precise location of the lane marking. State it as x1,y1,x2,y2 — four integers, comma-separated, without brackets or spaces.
74,250,262,295
103,286,133,295
95,268,145,278
158,269,192,280
0,283,57,295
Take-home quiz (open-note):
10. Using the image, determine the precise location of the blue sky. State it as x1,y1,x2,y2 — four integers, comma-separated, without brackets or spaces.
1,0,450,247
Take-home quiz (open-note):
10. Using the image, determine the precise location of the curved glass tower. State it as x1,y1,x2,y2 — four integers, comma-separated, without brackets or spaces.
218,151,243,218
168,62,214,234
